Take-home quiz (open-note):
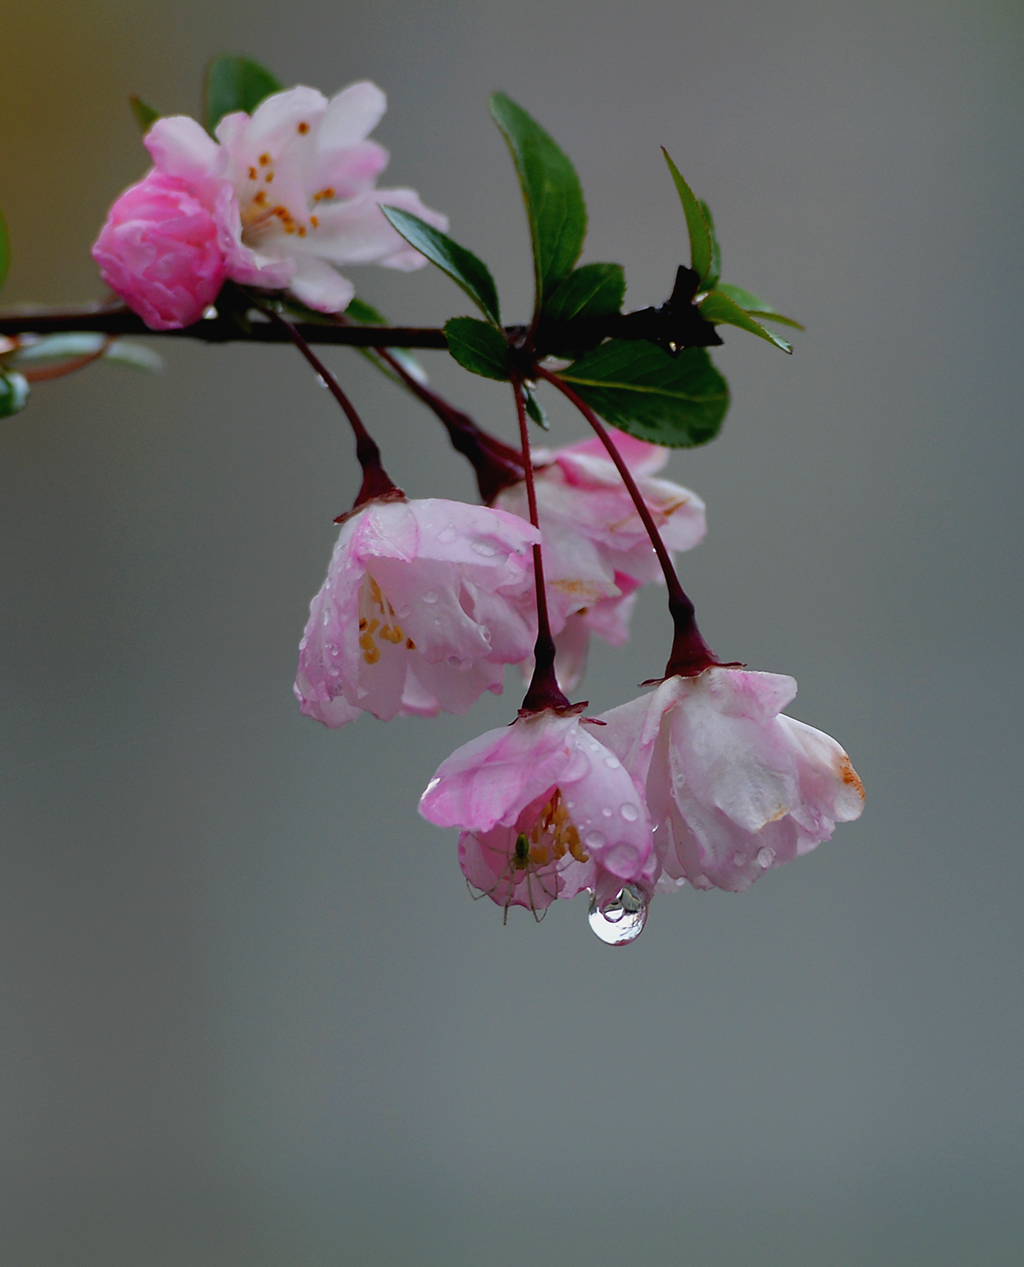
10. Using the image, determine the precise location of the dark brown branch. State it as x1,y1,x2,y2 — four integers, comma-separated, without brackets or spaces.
0,303,449,349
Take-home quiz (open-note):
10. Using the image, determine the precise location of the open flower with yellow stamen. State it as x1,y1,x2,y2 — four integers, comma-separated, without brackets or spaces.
420,709,655,918
295,497,540,725
94,81,447,325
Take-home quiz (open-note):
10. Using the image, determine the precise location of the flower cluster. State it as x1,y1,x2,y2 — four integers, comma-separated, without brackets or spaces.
81,71,866,943
93,82,446,328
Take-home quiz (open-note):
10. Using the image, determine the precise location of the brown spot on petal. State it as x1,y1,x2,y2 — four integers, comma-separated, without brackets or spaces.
840,756,865,800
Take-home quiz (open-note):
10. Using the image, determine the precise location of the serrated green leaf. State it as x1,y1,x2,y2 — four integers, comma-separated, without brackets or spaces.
523,383,549,429
542,262,625,324
557,339,728,447
0,206,9,294
204,56,282,135
698,199,722,291
716,283,804,330
699,290,792,353
129,95,160,132
662,150,712,284
489,93,586,317
381,207,500,325
444,317,509,381
0,369,29,418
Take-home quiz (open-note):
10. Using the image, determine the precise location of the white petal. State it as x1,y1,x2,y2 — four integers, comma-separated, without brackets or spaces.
319,81,387,149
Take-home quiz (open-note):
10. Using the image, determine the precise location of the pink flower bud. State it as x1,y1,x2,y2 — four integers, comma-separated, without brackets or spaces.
91,170,226,330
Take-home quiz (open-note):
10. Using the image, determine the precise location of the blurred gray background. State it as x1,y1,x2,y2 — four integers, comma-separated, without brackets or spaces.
1,1,1022,1263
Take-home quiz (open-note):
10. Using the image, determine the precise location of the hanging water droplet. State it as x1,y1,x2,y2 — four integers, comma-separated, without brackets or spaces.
588,884,648,945
437,525,457,544
422,590,439,604
620,803,640,822
757,845,776,869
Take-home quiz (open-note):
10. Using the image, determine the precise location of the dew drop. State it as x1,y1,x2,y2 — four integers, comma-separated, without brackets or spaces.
422,590,439,604
472,539,498,556
620,803,640,822
603,754,621,769
732,850,746,868
757,846,776,869
673,772,686,787
447,654,466,668
601,807,613,818
437,525,457,544
584,829,606,850
588,884,648,946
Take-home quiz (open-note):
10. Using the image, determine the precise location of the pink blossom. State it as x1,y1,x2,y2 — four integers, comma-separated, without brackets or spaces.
95,82,447,325
91,171,226,330
496,431,706,689
598,668,865,893
295,497,540,725
420,709,655,917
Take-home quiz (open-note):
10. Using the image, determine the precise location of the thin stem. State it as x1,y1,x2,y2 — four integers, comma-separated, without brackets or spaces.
510,373,570,714
537,365,719,679
370,345,525,503
257,303,402,511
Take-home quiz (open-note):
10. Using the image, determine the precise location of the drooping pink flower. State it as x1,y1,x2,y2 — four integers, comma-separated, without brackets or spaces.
94,82,447,326
420,708,655,917
598,667,865,893
496,430,706,689
91,170,226,330
294,497,540,725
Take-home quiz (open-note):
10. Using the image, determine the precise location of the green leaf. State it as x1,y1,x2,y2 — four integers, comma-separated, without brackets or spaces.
542,262,625,324
0,206,9,294
380,207,500,325
557,339,728,447
8,332,163,371
0,369,29,418
716,282,804,330
489,93,586,316
698,199,722,291
699,289,792,353
661,150,712,284
344,296,387,325
444,317,509,381
204,55,282,135
129,95,160,133
523,383,549,429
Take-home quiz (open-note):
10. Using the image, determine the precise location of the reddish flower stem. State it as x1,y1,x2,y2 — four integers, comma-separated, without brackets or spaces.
370,345,525,502
257,304,402,511
510,373,571,714
536,365,719,678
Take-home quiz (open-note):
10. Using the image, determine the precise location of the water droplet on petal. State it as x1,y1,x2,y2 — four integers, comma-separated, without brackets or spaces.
601,807,613,818
732,850,746,868
584,829,606,850
603,754,620,769
620,803,640,822
588,884,648,945
422,590,439,604
437,525,457,544
447,654,465,668
757,846,776,869
673,772,686,787
472,539,498,556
